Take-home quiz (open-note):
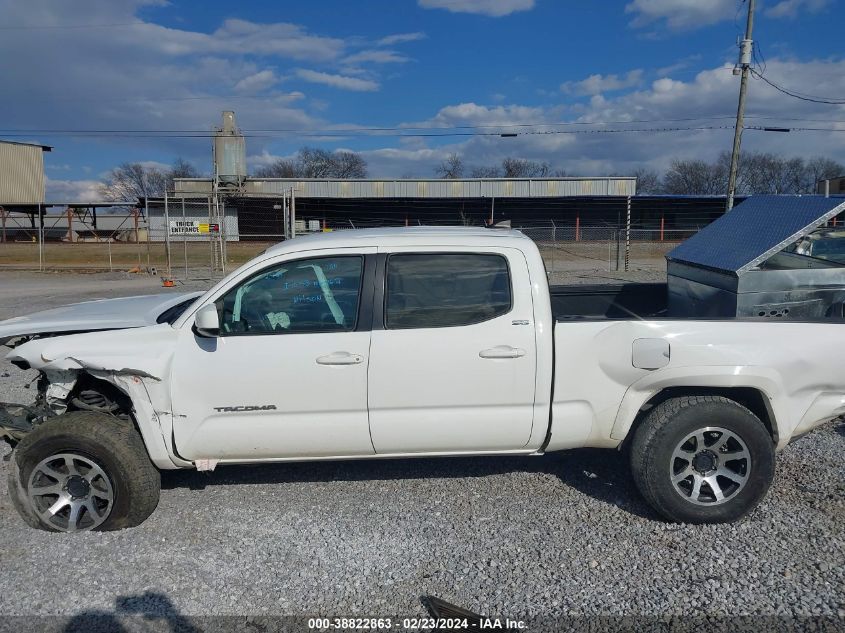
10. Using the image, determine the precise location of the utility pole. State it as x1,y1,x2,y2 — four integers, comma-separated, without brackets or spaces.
726,0,756,212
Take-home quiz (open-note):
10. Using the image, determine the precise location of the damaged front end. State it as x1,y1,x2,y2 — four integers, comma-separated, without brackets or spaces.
1,369,132,449
0,334,80,447
0,290,200,450
2,324,181,468
1,314,146,451
1,359,58,448
0,401,52,446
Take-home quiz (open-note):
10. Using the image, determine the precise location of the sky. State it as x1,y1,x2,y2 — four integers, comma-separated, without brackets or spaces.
1,0,843,201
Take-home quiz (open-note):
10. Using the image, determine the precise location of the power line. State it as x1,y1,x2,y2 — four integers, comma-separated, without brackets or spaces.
4,114,845,138
750,68,845,105
0,115,741,135
3,125,845,140
0,125,738,140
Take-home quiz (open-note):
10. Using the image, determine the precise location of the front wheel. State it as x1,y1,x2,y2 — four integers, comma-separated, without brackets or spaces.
630,395,775,524
7,411,161,532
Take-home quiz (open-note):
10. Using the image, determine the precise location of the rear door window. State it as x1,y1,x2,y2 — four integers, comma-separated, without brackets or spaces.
385,253,511,329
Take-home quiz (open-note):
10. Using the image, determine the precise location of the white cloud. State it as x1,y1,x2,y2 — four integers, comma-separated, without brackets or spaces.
45,178,103,203
145,18,345,61
561,70,644,96
246,150,295,168
137,160,171,172
0,0,417,170
418,0,534,17
7,1,844,191
377,32,426,46
359,58,845,178
656,54,703,77
412,102,555,128
765,0,831,18
625,0,736,30
234,70,279,94
295,69,379,91
343,50,409,65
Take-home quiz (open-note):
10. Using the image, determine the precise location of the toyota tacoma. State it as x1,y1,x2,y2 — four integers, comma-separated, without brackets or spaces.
2,227,843,531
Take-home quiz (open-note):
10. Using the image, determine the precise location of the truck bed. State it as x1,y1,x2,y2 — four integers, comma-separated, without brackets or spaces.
550,283,668,320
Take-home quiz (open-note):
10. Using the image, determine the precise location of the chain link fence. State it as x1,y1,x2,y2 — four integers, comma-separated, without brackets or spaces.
518,226,692,273
0,208,150,272
0,195,705,279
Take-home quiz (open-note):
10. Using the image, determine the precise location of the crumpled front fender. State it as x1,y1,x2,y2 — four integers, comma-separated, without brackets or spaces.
3,325,188,469
6,324,179,379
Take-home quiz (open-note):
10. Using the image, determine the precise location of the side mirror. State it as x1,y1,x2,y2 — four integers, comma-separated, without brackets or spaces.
194,304,220,337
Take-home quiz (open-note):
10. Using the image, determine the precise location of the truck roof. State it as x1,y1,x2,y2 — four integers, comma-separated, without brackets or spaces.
264,226,530,255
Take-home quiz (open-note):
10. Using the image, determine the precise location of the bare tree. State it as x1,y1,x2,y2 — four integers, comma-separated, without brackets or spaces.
723,151,843,195
731,151,774,194
661,151,845,196
100,163,168,201
170,157,200,179
331,151,368,178
501,157,550,178
435,153,464,179
470,165,502,178
167,158,200,190
253,147,368,179
632,168,662,194
663,159,727,195
804,157,845,193
297,147,337,178
780,157,807,194
254,159,299,178
100,159,202,201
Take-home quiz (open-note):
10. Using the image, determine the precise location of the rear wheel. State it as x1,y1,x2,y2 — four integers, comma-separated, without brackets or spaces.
630,395,775,524
7,411,160,532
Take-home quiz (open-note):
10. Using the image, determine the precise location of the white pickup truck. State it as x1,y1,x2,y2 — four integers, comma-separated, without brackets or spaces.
2,227,844,532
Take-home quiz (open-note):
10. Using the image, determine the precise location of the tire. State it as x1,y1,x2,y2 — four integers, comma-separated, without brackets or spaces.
7,411,160,532
630,395,775,524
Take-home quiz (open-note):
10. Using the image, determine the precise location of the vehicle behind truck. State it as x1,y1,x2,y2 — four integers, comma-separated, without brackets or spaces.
3,227,844,532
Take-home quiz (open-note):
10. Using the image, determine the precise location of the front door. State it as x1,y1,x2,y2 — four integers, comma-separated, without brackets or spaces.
171,249,376,461
367,248,538,453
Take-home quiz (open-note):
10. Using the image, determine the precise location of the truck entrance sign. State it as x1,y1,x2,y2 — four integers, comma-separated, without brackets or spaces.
169,220,220,235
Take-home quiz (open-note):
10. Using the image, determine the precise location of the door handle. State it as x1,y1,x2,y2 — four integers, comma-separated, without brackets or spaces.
316,351,364,366
479,346,526,359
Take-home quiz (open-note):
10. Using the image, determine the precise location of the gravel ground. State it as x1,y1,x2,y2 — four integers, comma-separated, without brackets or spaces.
0,271,843,629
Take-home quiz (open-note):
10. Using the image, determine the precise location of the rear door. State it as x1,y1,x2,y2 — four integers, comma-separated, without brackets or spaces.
367,247,538,453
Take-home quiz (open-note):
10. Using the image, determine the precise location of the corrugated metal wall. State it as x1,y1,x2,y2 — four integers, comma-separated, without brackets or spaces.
0,142,46,203
175,177,637,198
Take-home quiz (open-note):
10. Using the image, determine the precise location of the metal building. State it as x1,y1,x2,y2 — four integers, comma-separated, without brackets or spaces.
174,176,637,199
162,176,638,242
0,140,52,204
818,176,845,195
